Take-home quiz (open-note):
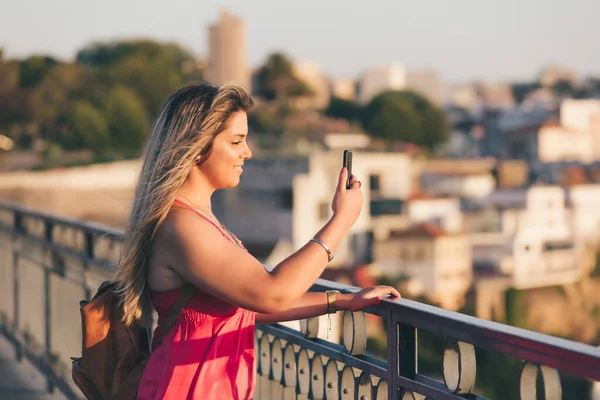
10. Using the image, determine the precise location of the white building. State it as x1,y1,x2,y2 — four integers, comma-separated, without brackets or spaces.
405,196,463,233
406,69,446,106
358,64,406,105
214,150,413,267
479,186,581,289
292,61,330,110
504,99,600,164
373,223,472,310
293,151,412,266
207,10,250,90
420,171,496,199
537,122,594,163
568,184,600,246
330,77,356,101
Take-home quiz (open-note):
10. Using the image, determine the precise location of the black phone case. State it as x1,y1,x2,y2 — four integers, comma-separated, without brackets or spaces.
343,150,352,189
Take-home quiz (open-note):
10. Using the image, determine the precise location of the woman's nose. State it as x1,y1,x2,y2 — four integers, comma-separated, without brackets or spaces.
243,143,252,160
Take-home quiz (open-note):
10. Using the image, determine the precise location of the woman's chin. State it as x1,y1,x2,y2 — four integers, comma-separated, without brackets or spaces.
226,176,241,188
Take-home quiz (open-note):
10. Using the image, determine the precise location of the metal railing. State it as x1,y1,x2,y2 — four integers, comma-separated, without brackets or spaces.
0,200,599,399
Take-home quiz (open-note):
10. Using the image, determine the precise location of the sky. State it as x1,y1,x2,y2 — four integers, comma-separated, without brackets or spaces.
1,0,598,83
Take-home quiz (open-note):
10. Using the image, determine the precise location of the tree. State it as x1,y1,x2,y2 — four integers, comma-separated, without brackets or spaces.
511,82,540,104
104,86,149,156
324,96,362,122
552,79,575,98
28,63,87,142
17,55,58,88
254,52,312,104
76,40,193,117
65,101,109,151
363,93,420,143
76,40,194,69
362,91,449,150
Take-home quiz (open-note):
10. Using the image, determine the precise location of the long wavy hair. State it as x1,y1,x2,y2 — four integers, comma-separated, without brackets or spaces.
114,82,254,326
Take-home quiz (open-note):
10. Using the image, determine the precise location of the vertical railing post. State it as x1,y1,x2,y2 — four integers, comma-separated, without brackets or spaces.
44,220,55,393
398,322,417,397
12,211,23,361
84,231,94,300
387,311,401,399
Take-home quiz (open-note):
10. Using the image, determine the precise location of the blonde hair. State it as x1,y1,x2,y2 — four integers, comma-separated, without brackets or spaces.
114,82,254,326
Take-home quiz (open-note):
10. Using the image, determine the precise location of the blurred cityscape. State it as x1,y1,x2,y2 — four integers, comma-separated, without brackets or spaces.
2,7,600,398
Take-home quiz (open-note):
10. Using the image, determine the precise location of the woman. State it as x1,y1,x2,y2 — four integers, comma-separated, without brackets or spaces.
114,82,400,399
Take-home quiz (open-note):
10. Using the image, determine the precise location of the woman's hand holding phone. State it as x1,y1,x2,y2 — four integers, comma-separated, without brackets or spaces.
331,161,363,228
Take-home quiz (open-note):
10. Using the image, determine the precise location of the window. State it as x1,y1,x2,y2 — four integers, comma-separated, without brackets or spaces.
369,174,381,192
400,248,410,261
277,189,293,210
318,202,329,220
370,198,403,216
415,246,425,261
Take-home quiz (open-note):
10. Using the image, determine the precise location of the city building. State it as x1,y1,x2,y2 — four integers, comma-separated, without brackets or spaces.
405,196,463,233
474,186,581,289
291,61,330,110
357,64,406,105
373,223,472,310
406,69,446,106
330,77,356,101
538,64,579,88
447,83,479,110
213,150,413,268
207,10,250,90
420,171,496,199
503,99,600,164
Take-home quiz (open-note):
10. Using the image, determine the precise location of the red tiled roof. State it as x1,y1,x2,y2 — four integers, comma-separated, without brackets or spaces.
389,223,446,238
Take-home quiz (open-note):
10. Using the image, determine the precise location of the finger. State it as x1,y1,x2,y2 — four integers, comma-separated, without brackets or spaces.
378,286,401,298
337,167,348,191
350,179,361,190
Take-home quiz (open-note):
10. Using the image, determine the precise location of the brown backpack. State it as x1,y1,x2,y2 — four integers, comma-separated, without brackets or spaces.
71,281,196,399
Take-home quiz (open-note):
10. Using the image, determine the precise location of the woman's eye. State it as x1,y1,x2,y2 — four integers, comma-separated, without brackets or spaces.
232,141,242,145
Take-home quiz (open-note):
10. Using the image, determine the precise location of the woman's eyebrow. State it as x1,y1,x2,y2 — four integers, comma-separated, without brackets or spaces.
231,133,247,138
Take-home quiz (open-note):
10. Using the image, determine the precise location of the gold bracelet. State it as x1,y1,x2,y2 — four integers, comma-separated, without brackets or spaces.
326,290,341,314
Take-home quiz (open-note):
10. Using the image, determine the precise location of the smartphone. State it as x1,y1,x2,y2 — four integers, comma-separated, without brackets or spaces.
343,150,353,189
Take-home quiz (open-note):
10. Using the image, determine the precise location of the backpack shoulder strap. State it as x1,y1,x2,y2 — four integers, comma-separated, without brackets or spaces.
151,284,196,351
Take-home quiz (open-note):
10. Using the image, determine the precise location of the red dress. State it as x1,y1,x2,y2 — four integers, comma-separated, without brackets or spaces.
137,200,255,400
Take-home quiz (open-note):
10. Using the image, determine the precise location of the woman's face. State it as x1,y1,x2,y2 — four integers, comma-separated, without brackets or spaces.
198,110,252,189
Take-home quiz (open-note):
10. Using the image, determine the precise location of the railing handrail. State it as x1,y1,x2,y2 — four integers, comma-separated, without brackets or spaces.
0,200,124,238
312,279,600,381
1,199,600,384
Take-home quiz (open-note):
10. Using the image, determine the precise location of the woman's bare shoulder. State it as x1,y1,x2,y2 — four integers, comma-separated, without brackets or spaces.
154,206,221,249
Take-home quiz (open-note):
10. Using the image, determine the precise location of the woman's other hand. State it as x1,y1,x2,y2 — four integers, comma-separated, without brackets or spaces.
340,286,401,312
331,168,363,227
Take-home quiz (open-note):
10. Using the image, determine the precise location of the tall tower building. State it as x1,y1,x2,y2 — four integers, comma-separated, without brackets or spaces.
207,10,250,91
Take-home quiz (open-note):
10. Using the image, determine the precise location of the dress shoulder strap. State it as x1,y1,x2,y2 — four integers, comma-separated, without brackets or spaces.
172,199,246,251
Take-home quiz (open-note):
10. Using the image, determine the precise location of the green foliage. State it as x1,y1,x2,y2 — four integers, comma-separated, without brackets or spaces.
254,52,313,103
248,106,284,134
106,54,183,117
363,91,421,143
552,79,575,97
104,86,149,157
324,96,362,122
76,39,192,117
65,101,110,151
0,61,26,125
28,63,87,141
76,40,193,69
362,90,449,150
17,55,58,88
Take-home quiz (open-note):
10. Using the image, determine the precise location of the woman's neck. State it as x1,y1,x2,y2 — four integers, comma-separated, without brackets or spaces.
178,176,215,213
